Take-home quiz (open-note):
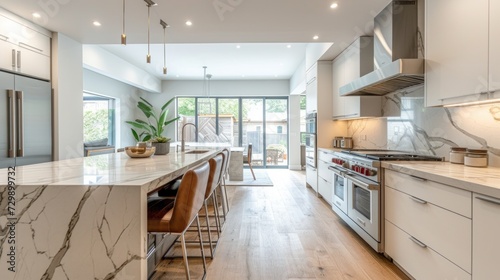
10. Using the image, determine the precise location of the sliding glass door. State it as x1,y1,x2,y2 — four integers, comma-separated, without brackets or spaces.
176,96,288,168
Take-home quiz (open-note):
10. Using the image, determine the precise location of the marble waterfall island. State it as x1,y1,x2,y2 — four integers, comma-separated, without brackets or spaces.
0,149,219,280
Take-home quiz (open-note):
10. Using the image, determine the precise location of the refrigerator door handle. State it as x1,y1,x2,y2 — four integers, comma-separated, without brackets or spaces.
16,91,24,157
17,51,21,70
7,90,16,158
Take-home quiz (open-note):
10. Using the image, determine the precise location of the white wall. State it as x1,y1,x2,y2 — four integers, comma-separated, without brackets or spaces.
289,59,306,96
83,45,161,93
162,79,290,97
52,33,84,160
83,69,146,148
288,95,302,170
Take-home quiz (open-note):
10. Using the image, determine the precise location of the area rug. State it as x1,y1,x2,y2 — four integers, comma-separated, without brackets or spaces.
225,169,274,186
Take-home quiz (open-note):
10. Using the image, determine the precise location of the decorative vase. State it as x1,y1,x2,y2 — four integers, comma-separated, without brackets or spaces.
152,142,170,155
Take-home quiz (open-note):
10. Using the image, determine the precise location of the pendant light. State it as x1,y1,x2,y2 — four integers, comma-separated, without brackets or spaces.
121,0,126,44
160,19,168,75
199,66,214,114
144,0,157,63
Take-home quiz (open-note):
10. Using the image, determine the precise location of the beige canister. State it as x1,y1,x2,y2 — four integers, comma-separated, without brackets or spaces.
464,149,488,167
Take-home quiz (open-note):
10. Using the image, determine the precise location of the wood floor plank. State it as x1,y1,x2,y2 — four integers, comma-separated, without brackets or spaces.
152,169,409,280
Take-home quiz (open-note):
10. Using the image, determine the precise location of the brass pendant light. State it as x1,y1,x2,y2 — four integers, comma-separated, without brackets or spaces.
121,0,126,44
144,0,157,63
160,19,168,75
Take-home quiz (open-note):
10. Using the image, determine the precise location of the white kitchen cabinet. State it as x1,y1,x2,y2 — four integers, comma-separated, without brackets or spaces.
425,0,489,106
0,14,51,80
384,169,472,278
317,150,334,204
306,75,317,113
332,37,381,119
386,221,471,280
305,165,318,192
473,193,500,280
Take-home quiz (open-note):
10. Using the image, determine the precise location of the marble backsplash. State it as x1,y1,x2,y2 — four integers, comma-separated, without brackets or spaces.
347,85,500,167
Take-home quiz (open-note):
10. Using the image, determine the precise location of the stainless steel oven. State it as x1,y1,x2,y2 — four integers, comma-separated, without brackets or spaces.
346,174,380,242
329,165,348,214
305,112,316,134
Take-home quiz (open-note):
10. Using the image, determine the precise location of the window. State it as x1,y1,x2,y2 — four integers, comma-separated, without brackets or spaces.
83,92,115,145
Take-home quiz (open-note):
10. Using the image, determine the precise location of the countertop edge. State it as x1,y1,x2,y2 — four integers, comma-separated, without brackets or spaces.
382,161,500,199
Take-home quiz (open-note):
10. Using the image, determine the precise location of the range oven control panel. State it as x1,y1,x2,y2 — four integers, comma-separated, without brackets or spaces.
350,164,377,177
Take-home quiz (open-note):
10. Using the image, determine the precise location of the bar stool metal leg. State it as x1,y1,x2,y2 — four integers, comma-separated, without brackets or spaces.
196,215,207,280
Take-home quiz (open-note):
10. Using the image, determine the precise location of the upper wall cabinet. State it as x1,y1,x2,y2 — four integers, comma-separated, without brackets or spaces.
0,14,51,80
306,63,318,113
332,37,382,119
425,0,491,106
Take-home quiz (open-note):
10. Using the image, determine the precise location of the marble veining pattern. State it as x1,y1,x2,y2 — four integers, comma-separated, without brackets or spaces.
0,149,220,279
348,85,500,167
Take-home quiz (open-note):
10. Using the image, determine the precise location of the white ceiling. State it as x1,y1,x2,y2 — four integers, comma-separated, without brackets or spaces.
1,0,392,80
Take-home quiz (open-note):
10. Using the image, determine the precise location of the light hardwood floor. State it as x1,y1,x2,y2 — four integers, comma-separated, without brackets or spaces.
151,169,409,280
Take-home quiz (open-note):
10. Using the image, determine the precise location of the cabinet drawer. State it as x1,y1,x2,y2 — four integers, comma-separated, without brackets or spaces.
317,160,332,182
318,150,334,163
385,169,471,218
386,186,471,272
386,221,471,280
318,176,332,205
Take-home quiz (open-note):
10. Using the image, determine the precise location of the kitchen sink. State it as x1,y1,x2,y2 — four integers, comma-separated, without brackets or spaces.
184,150,210,154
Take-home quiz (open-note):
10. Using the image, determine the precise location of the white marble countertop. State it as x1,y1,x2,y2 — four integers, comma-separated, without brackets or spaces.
0,148,220,191
318,147,343,153
382,161,500,199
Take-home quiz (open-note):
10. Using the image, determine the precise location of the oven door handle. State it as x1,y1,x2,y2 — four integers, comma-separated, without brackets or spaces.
328,165,347,175
345,174,380,191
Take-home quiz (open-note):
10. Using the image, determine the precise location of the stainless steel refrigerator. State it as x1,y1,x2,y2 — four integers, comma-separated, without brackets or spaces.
0,71,52,169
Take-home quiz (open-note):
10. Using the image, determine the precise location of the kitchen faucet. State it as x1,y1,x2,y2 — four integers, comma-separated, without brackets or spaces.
181,123,198,152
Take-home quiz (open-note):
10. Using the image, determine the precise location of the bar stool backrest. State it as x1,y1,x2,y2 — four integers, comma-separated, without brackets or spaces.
206,154,224,198
169,161,210,233
221,148,230,178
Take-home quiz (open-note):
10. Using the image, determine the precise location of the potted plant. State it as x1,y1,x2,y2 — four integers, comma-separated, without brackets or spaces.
126,97,180,155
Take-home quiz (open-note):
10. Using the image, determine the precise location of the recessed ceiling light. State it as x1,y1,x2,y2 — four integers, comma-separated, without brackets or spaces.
286,44,291,48
185,20,192,26
241,75,245,77
236,45,241,49
313,35,319,40
330,2,339,9
32,12,41,18
93,21,101,26
176,75,180,77
274,74,278,77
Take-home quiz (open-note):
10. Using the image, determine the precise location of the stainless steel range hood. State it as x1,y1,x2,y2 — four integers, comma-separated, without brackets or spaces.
340,0,423,96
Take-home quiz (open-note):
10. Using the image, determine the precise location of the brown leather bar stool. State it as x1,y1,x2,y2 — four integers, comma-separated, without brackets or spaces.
219,148,231,217
148,161,210,280
201,153,224,258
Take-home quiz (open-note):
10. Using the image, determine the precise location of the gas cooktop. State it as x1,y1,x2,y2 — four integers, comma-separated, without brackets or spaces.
340,149,443,161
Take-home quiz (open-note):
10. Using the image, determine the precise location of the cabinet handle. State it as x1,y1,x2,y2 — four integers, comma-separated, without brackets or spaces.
410,175,427,182
0,34,8,41
7,90,16,158
19,42,43,53
356,217,366,226
476,196,500,206
17,51,21,69
16,91,24,157
409,236,427,248
12,49,16,68
306,77,317,85
409,195,427,204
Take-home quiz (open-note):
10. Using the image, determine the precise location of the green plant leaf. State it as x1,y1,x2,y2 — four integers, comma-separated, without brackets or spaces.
126,121,151,133
143,135,152,142
139,97,153,107
131,128,140,142
164,116,180,127
161,97,176,111
137,102,152,118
